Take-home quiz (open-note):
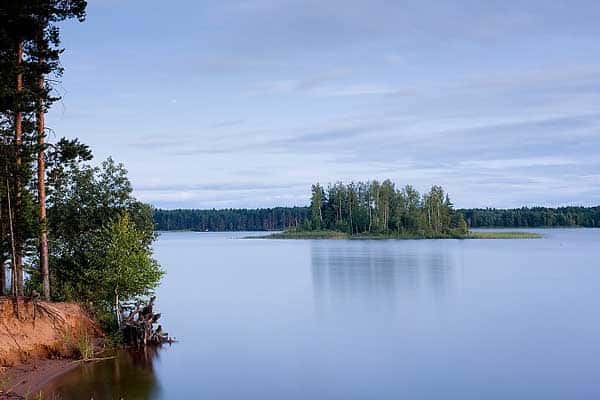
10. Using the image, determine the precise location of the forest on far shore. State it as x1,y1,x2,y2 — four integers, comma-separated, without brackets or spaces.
154,199,600,232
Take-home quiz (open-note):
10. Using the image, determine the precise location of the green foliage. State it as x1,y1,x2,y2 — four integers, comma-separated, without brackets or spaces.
452,213,468,235
62,326,95,360
260,229,542,240
310,183,324,230
153,207,310,231
45,157,158,306
31,155,163,331
468,231,542,239
20,154,163,331
303,180,465,237
154,205,600,233
0,0,88,296
89,213,163,317
461,207,600,228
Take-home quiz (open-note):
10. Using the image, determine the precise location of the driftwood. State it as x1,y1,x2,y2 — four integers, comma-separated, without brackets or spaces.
68,355,117,366
120,296,174,347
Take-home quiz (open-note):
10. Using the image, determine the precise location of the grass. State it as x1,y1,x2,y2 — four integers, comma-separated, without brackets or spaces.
250,230,350,239
467,231,542,239
61,326,94,361
250,229,542,240
0,375,9,392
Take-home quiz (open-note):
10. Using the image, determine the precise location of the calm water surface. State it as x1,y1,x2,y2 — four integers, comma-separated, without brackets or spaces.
44,229,600,399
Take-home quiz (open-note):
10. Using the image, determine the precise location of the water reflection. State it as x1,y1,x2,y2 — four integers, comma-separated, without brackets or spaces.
42,347,164,400
311,241,457,316
40,231,600,399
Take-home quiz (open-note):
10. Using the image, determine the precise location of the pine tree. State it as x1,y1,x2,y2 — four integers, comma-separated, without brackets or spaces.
0,0,87,298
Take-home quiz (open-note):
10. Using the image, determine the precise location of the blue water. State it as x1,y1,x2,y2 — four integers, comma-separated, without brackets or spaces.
44,229,600,399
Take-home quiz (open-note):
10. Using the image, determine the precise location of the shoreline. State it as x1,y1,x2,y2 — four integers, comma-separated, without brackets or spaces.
1,348,113,399
1,358,82,399
154,227,599,234
247,230,543,240
0,298,104,399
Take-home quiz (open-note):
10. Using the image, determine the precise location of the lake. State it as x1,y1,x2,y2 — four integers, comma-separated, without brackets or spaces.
43,229,600,399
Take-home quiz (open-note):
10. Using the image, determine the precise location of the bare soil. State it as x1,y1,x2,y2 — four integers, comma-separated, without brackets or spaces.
0,297,103,398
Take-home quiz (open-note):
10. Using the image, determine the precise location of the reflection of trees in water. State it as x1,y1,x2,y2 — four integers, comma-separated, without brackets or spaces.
43,347,165,400
126,345,163,371
311,242,456,315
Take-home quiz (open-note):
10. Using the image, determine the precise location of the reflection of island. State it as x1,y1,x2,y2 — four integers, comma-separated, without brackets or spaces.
311,241,458,316
42,348,164,400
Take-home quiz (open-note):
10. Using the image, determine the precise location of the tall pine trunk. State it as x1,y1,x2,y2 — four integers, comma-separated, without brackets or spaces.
348,196,353,234
14,41,24,296
0,201,5,295
37,51,50,300
0,259,5,295
6,176,18,298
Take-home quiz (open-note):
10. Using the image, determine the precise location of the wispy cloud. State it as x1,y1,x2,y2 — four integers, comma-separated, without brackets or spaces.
458,157,578,170
210,119,246,128
136,182,300,192
310,84,413,97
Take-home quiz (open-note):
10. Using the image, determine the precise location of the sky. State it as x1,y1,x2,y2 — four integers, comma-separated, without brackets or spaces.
47,0,600,209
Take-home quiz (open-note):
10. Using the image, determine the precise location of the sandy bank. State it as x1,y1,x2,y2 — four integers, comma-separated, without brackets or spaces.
0,297,103,398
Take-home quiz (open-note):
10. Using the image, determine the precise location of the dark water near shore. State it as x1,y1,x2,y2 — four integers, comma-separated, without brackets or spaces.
44,229,600,399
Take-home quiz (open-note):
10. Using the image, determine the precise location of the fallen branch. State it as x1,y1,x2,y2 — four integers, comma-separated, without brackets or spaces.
120,296,174,347
69,356,117,365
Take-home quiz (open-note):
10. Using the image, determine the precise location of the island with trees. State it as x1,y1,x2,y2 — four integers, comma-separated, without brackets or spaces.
256,181,540,239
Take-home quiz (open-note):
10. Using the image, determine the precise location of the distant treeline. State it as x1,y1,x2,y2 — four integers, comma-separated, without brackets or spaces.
154,203,600,232
461,206,600,228
153,207,310,231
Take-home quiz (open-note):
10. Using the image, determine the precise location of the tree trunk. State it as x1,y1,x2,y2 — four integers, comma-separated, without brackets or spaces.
318,203,322,224
0,201,5,295
14,41,24,296
0,259,5,295
428,207,431,229
348,198,353,234
37,51,50,300
115,290,121,329
6,176,18,298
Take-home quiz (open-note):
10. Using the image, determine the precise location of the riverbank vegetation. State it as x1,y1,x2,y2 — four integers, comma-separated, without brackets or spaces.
0,1,163,334
467,231,542,239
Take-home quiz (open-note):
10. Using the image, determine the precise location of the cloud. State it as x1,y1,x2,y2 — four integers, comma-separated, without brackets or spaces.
135,182,301,192
246,79,412,98
294,70,350,91
210,119,246,128
311,84,413,97
458,157,578,170
270,123,383,147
